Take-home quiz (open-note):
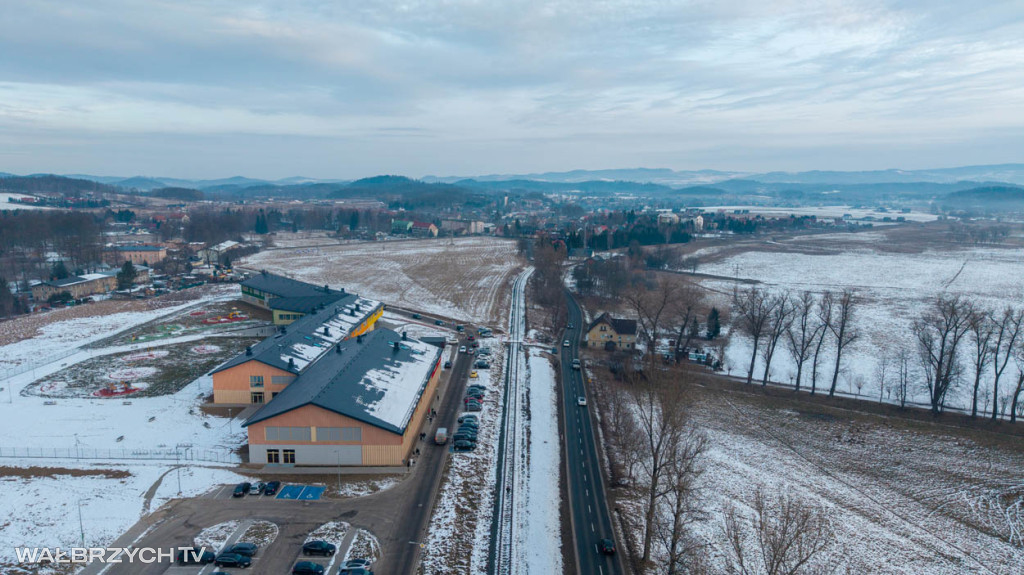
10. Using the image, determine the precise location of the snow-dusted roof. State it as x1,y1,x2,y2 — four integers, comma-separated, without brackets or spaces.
212,294,382,375
243,328,442,434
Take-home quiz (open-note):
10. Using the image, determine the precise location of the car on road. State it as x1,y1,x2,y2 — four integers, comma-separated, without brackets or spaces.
302,540,336,556
599,538,616,555
458,414,478,424
444,360,452,369
224,542,258,557
572,359,581,370
568,323,575,329
467,334,475,341
264,480,281,496
577,396,587,406
411,313,421,319
456,325,465,332
435,319,445,326
459,345,467,353
469,370,478,378
214,552,251,568
453,439,476,451
177,547,215,565
563,339,571,347
248,481,265,495
343,558,373,569
232,482,251,497
293,560,326,574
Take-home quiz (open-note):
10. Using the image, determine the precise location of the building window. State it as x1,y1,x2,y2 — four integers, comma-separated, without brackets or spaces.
251,392,265,403
250,375,264,387
283,449,295,464
600,325,607,331
265,426,312,441
317,427,361,442
266,450,280,463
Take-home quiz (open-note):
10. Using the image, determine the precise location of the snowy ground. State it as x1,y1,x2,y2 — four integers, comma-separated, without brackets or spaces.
0,463,248,564
699,205,939,223
687,387,1024,575
699,232,1024,411
239,236,523,326
517,351,563,574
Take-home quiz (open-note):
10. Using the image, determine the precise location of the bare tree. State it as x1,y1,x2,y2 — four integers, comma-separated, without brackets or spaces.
990,307,1024,421
828,290,859,397
671,283,704,360
914,295,973,415
967,309,995,418
657,426,709,575
786,292,823,393
627,277,681,370
734,287,778,385
628,370,690,566
810,291,834,395
760,292,794,386
1011,368,1024,424
722,487,839,575
892,346,912,409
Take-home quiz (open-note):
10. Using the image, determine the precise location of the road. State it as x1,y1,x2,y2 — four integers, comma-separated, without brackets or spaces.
561,293,625,575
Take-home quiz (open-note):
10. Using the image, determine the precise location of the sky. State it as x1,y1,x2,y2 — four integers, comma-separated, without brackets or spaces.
1,0,1023,180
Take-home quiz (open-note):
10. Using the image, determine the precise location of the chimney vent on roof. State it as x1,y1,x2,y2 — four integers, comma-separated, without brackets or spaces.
323,284,329,293
245,346,252,356
393,341,400,353
349,308,355,316
280,326,287,334
324,327,330,336
357,334,363,344
340,287,345,294
336,343,342,354
288,357,295,370
402,331,407,340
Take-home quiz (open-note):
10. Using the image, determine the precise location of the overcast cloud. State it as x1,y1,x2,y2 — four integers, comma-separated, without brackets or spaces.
1,0,1023,179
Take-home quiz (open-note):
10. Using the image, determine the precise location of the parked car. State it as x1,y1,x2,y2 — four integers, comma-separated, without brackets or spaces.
578,396,587,406
344,558,373,569
214,552,251,568
444,360,453,369
232,482,251,497
177,547,215,565
293,560,325,574
302,540,336,556
453,440,476,451
458,420,479,429
469,370,478,378
458,414,478,424
224,542,258,557
456,325,465,332
466,385,486,394
465,401,482,412
453,432,477,443
474,360,490,368
264,480,281,496
342,569,371,575
599,538,616,555
465,394,483,403
248,482,265,495
563,340,571,347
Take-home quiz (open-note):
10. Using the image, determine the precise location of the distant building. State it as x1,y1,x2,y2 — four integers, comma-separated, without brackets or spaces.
391,220,414,235
198,240,241,265
241,271,364,326
31,266,151,301
410,221,438,237
440,219,486,234
584,313,638,351
569,248,594,260
105,245,167,266
241,328,441,466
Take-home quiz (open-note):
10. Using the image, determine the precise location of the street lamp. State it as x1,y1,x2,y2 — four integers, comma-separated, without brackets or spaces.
77,499,88,547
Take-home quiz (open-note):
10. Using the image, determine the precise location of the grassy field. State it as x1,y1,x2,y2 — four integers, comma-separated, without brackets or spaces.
239,236,524,326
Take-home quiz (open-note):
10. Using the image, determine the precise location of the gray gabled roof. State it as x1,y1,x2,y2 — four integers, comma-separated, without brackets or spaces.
588,312,637,336
241,272,341,300
212,294,382,375
268,294,348,314
243,328,442,434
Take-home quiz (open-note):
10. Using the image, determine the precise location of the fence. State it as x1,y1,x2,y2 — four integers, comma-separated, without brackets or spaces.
0,347,80,383
0,446,241,464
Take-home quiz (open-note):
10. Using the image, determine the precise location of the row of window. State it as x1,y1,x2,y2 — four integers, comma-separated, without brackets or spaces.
264,426,362,442
267,449,295,464
278,313,304,320
250,375,296,389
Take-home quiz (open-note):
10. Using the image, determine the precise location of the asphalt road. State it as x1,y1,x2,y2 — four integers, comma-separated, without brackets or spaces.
561,294,625,575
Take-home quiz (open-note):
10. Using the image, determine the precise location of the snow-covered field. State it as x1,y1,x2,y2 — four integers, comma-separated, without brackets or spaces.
0,464,247,564
699,205,939,223
688,389,1024,575
239,237,523,326
701,234,1024,411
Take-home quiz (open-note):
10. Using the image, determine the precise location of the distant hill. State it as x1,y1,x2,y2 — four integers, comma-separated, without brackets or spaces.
943,186,1024,212
115,176,169,191
750,164,1024,185
426,168,744,186
0,174,120,195
148,187,204,201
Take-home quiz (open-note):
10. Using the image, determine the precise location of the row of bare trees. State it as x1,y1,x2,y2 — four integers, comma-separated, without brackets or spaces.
733,287,858,397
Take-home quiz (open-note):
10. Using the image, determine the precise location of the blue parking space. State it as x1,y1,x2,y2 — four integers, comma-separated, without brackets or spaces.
276,485,304,499
299,486,325,500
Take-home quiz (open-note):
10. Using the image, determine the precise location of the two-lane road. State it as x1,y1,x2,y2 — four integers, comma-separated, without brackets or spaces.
561,294,625,575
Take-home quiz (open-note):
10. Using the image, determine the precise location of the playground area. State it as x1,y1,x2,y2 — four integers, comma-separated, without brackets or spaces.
92,300,271,347
25,337,258,398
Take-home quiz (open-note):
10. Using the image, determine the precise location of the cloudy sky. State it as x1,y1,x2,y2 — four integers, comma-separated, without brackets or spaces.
1,0,1023,179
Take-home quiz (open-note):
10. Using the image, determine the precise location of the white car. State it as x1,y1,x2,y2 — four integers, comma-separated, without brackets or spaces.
563,340,570,347
459,346,467,353
577,396,587,406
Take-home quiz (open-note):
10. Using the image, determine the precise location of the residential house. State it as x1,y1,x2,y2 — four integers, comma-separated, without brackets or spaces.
584,312,638,351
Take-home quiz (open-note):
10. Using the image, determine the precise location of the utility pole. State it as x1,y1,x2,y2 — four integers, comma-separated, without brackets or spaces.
78,499,85,546
337,451,342,496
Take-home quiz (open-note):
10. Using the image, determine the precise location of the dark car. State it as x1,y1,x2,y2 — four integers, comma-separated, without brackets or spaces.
444,360,453,369
177,547,215,565
411,313,421,319
465,401,482,412
232,482,251,497
214,552,251,568
453,440,476,451
302,540,336,556
458,415,478,424
435,319,445,326
292,561,325,575
599,538,616,555
458,421,479,430
264,480,281,496
224,542,258,557
467,334,475,341
453,432,477,443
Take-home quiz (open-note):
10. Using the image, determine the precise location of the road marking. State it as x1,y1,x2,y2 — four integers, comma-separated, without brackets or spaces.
588,504,592,513
586,488,589,496
591,522,595,532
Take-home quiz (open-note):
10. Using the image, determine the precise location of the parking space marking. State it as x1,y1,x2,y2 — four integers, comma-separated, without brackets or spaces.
277,485,304,499
299,486,325,500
